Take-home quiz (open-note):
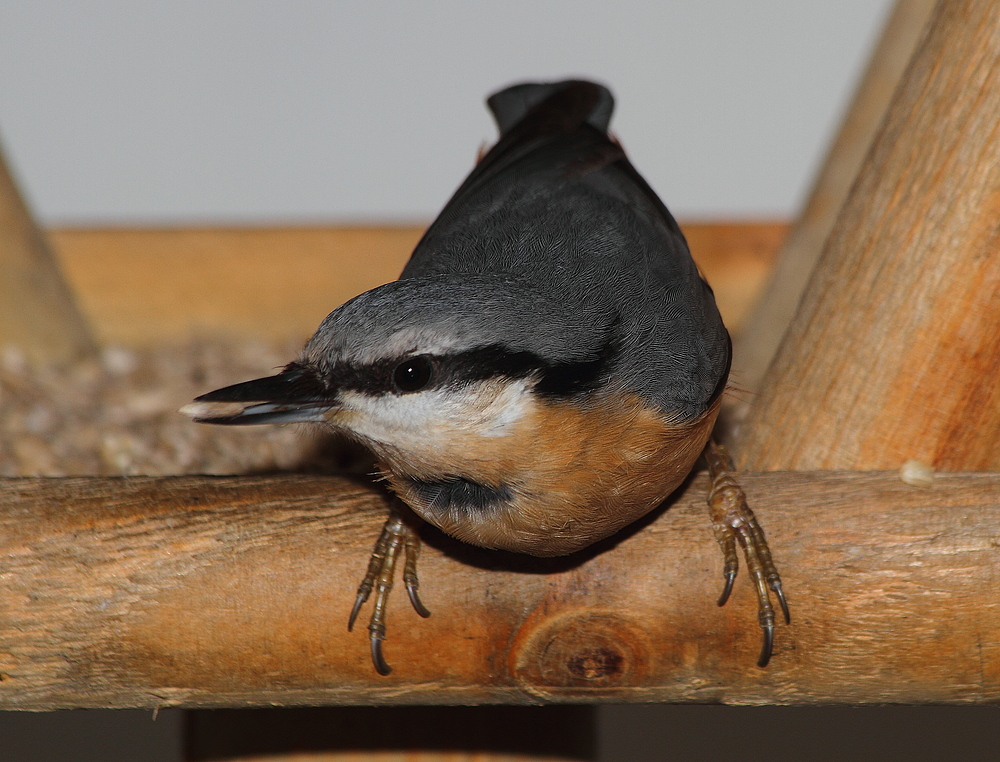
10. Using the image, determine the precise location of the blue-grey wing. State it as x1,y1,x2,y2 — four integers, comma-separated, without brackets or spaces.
401,80,730,418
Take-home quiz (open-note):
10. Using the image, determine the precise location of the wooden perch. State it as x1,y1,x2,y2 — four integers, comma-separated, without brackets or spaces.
736,0,1000,471
0,143,96,365
1,470,998,710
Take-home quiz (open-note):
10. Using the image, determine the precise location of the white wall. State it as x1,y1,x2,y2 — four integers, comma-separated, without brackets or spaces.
0,1,893,226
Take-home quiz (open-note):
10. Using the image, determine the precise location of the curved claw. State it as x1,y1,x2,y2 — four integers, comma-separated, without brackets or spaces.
757,625,774,668
773,580,791,624
347,590,367,632
705,439,789,669
350,505,431,675
370,636,392,676
406,581,431,618
717,570,736,607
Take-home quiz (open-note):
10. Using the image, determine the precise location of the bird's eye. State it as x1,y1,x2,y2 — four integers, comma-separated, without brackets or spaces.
393,356,434,393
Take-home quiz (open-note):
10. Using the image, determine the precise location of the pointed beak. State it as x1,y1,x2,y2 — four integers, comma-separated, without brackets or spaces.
180,365,337,426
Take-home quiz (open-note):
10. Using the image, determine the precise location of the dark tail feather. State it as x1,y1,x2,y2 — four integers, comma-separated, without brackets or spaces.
486,80,614,137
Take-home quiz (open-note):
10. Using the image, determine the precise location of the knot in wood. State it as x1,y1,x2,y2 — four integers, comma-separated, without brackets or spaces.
510,610,650,699
567,647,624,679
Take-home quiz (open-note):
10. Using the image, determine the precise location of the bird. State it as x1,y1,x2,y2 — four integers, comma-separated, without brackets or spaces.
184,79,788,675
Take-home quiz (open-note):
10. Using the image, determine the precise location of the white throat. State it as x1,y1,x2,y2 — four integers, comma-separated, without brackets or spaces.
332,378,536,476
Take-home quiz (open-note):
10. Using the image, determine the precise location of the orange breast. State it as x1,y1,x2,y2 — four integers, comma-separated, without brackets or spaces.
388,392,720,556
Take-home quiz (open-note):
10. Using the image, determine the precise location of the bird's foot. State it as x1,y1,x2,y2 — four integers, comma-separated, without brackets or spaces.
348,502,431,675
704,439,789,667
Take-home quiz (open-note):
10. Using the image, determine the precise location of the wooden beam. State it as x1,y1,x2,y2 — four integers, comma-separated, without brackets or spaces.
0,143,96,365
732,0,936,395
736,0,1000,471
1,470,997,709
47,222,785,347
50,226,425,347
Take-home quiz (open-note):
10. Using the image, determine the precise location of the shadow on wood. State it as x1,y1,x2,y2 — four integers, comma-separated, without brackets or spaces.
184,706,595,761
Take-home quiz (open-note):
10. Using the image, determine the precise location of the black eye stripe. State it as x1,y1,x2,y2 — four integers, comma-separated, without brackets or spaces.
330,342,612,399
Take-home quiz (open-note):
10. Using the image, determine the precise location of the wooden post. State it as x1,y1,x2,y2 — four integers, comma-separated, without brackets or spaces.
1,471,999,708
732,0,937,397
0,143,96,364
736,0,1000,471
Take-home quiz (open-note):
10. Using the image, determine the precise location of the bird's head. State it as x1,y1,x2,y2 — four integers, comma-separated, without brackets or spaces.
184,275,633,551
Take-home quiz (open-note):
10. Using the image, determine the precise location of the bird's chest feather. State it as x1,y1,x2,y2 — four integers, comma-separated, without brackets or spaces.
342,386,720,556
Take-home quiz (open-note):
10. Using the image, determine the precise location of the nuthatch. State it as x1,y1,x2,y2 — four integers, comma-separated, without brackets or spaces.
185,80,788,674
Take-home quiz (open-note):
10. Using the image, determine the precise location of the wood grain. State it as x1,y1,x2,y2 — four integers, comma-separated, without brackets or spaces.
736,0,1000,471
49,227,425,347
732,0,936,395
1,470,998,709
48,222,785,347
0,143,96,364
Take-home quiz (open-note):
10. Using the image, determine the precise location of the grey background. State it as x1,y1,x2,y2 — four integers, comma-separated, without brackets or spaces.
8,2,991,761
0,0,892,225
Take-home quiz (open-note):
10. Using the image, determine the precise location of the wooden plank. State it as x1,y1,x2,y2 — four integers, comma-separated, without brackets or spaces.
48,222,785,347
49,226,425,347
732,0,936,394
736,0,1000,471
0,144,96,364
0,470,998,709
